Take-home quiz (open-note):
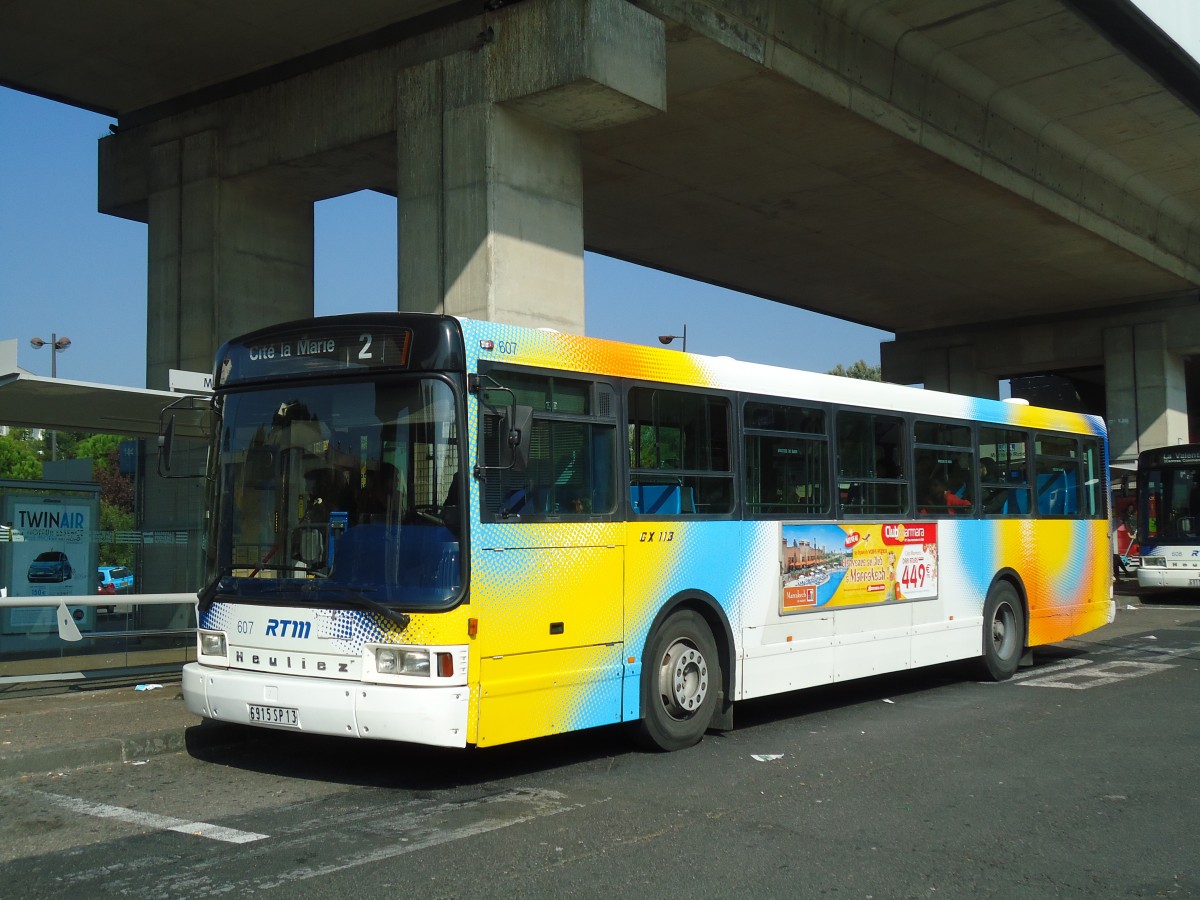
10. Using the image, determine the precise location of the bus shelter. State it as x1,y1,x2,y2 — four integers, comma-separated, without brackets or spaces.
0,362,206,688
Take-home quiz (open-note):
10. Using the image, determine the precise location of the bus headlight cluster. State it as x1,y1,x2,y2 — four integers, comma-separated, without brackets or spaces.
199,630,227,659
366,645,464,683
1141,556,1165,568
376,647,431,676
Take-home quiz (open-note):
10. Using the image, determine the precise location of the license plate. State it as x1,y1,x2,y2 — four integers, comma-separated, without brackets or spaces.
248,704,299,727
1189,578,1200,587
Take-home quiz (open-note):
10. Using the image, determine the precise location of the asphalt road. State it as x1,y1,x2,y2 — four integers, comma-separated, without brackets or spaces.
1,593,1197,899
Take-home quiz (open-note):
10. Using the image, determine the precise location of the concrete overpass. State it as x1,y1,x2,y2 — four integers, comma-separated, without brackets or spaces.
4,0,1200,461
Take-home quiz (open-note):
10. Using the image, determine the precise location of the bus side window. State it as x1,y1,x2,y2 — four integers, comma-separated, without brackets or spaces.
1034,434,1081,518
914,420,974,517
742,400,829,518
628,387,734,516
835,410,907,516
980,427,1030,517
479,371,617,520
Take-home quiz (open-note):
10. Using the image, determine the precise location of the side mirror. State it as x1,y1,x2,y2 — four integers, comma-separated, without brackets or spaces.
157,414,177,476
157,394,215,479
473,378,532,478
503,405,533,473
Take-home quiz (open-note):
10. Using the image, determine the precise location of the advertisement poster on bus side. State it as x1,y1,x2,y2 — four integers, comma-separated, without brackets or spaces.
779,522,938,614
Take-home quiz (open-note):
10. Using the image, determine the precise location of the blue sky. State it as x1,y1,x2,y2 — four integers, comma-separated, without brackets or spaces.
0,88,888,389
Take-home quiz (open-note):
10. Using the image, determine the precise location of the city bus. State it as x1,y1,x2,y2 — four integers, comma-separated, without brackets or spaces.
1135,444,1200,589
180,313,1114,751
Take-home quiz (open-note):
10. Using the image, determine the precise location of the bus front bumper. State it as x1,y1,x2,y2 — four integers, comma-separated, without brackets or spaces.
182,663,470,748
1136,567,1200,590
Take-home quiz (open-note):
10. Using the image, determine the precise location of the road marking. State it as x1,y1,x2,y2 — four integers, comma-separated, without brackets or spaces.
1017,659,1176,690
1010,657,1092,681
32,790,268,844
249,788,576,890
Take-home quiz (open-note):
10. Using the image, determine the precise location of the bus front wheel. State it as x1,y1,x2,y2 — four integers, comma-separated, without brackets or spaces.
979,581,1024,681
635,610,720,752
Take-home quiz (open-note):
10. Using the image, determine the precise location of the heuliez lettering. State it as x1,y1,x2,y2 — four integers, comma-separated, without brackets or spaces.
234,651,349,674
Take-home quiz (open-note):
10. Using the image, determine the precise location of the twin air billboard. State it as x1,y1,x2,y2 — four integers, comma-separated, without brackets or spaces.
1,494,97,635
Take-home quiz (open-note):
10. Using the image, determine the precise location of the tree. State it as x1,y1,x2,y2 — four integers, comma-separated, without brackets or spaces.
828,360,882,381
74,434,126,475
0,433,42,480
73,435,136,567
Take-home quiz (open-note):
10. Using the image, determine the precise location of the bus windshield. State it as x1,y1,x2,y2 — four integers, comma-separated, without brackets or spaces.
205,375,465,611
1141,459,1200,541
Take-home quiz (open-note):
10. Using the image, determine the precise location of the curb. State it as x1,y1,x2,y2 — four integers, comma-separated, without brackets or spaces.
0,727,186,779
0,721,245,780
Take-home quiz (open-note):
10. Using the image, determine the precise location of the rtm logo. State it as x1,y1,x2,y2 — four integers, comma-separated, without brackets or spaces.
265,618,312,639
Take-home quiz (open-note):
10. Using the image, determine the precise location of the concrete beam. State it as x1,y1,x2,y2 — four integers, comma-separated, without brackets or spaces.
641,0,1200,288
882,295,1200,462
489,0,666,131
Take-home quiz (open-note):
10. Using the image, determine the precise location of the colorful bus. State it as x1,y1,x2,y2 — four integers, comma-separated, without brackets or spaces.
181,313,1114,751
1135,444,1200,589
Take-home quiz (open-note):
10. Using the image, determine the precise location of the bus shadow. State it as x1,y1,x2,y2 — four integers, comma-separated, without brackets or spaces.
184,718,635,789
726,662,973,734
1134,589,1200,606
183,649,1118,788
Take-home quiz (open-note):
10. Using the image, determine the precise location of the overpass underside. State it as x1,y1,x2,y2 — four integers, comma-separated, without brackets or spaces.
76,0,1200,461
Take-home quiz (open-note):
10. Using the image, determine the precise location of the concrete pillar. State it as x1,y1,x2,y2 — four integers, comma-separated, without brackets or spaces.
1104,322,1189,462
146,131,314,389
397,0,665,333
882,340,999,399
399,60,587,331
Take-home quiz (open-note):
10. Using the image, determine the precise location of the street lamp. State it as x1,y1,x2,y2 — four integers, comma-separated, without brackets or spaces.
29,333,71,378
658,324,687,352
29,333,71,461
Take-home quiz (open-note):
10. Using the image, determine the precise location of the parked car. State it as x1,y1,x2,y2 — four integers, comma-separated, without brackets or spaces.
27,550,73,583
97,565,134,595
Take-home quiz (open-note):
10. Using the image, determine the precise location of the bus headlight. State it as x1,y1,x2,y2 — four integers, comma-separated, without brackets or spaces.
375,647,430,676
364,644,467,685
1142,556,1165,568
199,630,227,659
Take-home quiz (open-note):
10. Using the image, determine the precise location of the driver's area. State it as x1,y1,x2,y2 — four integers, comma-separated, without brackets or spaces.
216,376,465,608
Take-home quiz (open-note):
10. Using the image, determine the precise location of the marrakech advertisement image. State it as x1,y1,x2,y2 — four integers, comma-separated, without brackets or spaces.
780,522,939,613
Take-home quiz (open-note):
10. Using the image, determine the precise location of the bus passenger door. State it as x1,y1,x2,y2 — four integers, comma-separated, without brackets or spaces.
471,526,625,747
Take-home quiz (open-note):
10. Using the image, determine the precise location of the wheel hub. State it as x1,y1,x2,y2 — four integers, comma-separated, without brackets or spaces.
992,604,1014,655
658,641,709,719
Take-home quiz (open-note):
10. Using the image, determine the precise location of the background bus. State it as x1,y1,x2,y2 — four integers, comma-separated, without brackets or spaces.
1136,444,1200,589
181,313,1114,752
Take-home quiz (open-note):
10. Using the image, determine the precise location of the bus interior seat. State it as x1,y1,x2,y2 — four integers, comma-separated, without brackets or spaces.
330,523,457,589
630,483,694,515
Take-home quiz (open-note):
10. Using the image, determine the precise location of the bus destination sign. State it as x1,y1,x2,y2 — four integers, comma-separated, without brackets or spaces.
1159,449,1200,465
219,328,413,385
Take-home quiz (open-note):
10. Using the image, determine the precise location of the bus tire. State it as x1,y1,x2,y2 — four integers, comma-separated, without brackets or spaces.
635,610,721,752
978,581,1024,681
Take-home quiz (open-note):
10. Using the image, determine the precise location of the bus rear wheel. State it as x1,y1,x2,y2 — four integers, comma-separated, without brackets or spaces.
635,610,720,752
978,581,1024,681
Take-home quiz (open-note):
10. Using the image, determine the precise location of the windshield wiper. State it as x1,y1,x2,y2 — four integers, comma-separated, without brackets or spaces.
199,570,411,630
268,584,412,631
198,564,322,611
197,567,232,612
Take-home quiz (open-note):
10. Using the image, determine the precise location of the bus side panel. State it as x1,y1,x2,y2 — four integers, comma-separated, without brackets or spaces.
987,519,1112,646
621,520,763,722
470,532,625,746
741,519,982,700
476,645,625,746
